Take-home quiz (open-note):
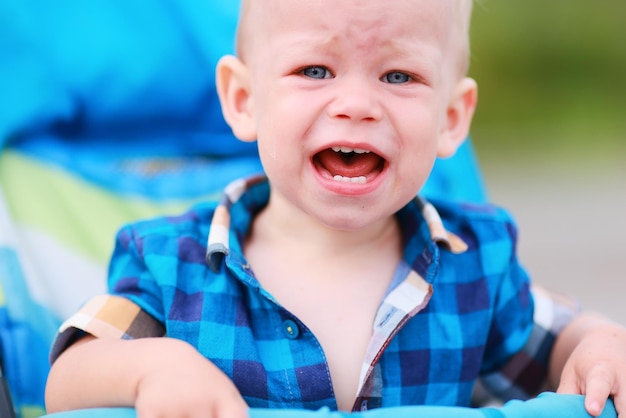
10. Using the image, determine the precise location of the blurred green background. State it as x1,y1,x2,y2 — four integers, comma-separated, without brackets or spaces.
466,1,625,322
468,0,626,164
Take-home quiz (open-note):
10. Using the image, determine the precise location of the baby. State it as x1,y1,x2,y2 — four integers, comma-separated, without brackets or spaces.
46,1,626,417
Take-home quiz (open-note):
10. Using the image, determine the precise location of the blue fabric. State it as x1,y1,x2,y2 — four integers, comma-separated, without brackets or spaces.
13,140,265,201
0,0,249,157
0,247,59,414
41,393,619,418
424,141,487,203
81,177,543,410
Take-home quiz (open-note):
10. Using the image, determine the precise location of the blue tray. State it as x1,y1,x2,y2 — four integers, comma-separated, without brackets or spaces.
43,392,616,418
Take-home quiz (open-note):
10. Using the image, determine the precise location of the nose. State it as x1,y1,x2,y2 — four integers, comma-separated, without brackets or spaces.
326,76,383,122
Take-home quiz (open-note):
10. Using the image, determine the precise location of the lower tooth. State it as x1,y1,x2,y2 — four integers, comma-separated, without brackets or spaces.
333,175,367,184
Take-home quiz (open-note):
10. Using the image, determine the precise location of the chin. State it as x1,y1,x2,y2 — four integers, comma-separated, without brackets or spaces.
312,207,393,232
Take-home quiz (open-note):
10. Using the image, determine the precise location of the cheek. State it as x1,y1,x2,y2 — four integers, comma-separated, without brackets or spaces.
395,123,440,194
398,157,436,193
399,113,441,159
255,94,317,164
255,120,302,179
254,88,300,138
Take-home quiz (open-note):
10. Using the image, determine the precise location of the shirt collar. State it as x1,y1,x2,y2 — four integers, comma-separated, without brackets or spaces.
415,196,469,254
205,175,468,272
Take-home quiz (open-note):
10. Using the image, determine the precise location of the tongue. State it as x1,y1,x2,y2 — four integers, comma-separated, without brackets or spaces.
315,149,382,178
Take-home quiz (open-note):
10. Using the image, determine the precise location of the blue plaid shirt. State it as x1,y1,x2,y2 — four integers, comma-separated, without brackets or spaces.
52,175,576,411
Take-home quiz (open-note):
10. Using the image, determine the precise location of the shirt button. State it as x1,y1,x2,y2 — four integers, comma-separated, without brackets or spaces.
360,399,369,411
283,319,300,339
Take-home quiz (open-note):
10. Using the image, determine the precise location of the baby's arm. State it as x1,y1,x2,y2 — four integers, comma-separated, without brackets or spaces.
45,335,248,418
549,311,626,417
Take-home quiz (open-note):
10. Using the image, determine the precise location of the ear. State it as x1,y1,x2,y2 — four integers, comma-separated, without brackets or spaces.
437,77,478,158
216,55,257,142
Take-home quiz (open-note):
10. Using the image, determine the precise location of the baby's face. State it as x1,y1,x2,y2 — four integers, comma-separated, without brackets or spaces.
237,0,472,230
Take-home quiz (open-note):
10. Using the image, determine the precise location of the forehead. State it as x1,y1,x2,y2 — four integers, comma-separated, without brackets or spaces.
238,0,461,59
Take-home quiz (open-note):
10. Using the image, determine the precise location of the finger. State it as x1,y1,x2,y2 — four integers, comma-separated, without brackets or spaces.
556,369,581,395
585,396,608,418
215,402,249,418
213,391,249,418
583,366,615,417
220,404,249,418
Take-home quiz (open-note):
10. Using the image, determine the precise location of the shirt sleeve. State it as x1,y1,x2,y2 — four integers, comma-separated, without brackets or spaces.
49,294,165,363
479,284,580,401
49,223,167,364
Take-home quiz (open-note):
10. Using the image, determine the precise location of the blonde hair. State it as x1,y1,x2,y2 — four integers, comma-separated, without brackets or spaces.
236,0,473,75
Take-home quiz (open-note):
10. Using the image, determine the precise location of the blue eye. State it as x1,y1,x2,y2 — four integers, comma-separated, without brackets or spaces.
383,71,411,84
302,66,332,79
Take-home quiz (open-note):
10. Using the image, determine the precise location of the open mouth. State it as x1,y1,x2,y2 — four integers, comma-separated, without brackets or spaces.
313,146,386,184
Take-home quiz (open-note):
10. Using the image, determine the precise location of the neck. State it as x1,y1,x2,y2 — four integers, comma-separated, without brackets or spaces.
247,190,402,259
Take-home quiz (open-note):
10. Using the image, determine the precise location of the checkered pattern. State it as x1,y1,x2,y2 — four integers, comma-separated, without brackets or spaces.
52,175,576,411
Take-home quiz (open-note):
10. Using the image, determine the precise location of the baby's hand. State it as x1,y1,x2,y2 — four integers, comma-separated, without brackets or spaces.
134,343,248,418
557,320,626,417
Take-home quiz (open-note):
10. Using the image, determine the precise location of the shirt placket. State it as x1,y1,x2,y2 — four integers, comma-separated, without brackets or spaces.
352,253,439,411
226,254,337,409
